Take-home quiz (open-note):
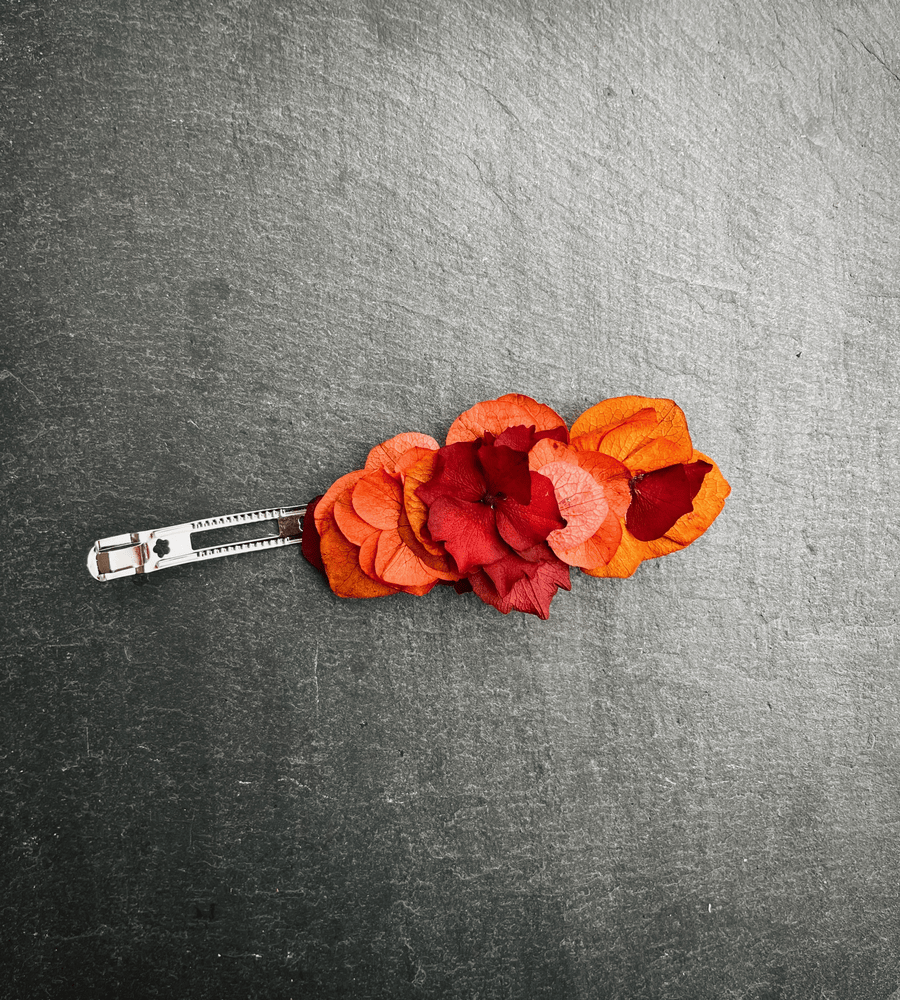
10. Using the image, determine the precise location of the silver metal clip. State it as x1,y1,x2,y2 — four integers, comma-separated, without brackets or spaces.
87,504,308,581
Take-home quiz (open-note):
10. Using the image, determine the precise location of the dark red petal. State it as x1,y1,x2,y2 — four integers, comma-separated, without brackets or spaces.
416,441,485,507
470,558,571,619
301,495,325,574
515,542,559,564
495,471,565,550
476,442,532,505
482,541,558,596
492,423,569,452
424,495,508,575
482,548,532,596
684,459,713,501
626,463,693,542
493,424,537,451
534,426,569,445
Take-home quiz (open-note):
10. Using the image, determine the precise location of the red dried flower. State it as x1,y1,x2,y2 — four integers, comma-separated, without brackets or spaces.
302,393,730,616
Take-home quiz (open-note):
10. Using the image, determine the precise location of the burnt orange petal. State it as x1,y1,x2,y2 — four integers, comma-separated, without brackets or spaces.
583,450,730,578
365,432,439,474
571,403,657,443
446,393,567,445
581,527,663,579
352,469,403,530
317,528,398,597
571,396,693,471
402,451,447,556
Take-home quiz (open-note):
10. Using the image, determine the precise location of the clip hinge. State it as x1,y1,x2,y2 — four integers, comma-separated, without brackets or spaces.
87,504,308,581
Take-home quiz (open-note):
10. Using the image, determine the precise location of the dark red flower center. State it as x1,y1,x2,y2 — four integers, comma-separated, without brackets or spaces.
415,439,565,576
481,490,507,508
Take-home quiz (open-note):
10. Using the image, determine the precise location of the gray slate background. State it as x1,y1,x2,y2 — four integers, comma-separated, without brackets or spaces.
2,1,899,998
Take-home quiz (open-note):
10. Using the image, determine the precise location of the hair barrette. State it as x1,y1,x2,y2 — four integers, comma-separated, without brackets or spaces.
88,394,730,619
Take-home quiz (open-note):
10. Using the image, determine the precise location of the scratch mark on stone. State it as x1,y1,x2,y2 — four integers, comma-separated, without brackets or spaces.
834,27,900,86
313,641,319,716
464,153,513,213
0,369,43,405
859,39,900,86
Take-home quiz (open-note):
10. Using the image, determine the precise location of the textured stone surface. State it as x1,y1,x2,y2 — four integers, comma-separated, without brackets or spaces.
2,1,899,997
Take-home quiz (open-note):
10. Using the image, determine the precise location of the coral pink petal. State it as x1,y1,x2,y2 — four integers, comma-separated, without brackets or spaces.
537,460,607,548
552,507,623,568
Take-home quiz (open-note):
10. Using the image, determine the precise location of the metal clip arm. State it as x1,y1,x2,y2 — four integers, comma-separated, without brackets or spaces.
87,504,308,581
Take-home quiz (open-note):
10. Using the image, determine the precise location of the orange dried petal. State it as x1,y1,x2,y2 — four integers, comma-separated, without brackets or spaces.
571,396,693,471
312,476,397,599
365,432,439,474
357,531,383,582
446,393,567,445
312,471,397,598
581,528,660,579
571,404,657,443
375,530,443,588
394,445,442,480
333,490,378,546
317,527,398,597
313,470,366,537
396,515,460,581
352,469,403,530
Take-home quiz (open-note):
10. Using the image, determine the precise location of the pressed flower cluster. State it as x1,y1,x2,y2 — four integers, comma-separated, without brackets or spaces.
301,394,730,619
